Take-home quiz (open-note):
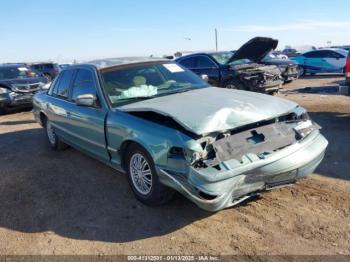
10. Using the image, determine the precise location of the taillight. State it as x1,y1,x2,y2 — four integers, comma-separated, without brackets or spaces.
346,55,350,76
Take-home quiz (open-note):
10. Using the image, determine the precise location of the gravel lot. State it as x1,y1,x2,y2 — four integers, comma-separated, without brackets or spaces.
0,75,349,255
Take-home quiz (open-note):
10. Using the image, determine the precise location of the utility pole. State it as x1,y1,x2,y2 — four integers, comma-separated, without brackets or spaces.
215,28,218,51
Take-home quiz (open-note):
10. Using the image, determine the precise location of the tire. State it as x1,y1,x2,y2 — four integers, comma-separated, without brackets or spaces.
44,118,67,150
0,106,8,115
298,66,305,77
223,79,247,90
125,143,174,206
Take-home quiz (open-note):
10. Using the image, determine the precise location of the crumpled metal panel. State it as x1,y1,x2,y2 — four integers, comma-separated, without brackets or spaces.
212,122,298,162
118,87,298,136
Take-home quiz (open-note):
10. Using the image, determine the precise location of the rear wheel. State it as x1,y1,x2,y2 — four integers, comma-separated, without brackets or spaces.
223,79,247,90
125,144,174,206
44,119,67,150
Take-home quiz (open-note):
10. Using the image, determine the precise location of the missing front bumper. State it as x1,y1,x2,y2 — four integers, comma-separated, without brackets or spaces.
158,131,328,212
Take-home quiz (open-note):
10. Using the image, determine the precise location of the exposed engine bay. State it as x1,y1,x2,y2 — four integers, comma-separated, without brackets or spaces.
190,113,320,169
232,63,283,93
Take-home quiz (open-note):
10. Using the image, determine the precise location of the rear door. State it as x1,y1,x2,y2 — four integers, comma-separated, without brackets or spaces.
64,67,110,161
303,50,337,73
46,69,76,139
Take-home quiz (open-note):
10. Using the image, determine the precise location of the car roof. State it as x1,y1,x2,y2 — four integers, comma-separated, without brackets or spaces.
304,48,348,54
83,57,169,70
30,62,56,65
0,63,27,68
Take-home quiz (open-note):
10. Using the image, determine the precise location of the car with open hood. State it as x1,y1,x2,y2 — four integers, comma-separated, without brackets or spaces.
32,58,328,211
262,53,299,83
176,37,283,94
0,64,48,114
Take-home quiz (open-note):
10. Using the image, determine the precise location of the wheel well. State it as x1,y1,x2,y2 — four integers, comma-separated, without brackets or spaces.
119,140,151,169
39,112,47,126
119,140,137,169
0,84,10,89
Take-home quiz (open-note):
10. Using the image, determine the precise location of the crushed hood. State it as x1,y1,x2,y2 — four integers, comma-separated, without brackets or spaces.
228,37,279,64
118,87,298,136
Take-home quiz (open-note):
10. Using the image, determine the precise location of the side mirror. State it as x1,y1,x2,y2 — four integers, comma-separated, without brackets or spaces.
76,94,97,107
201,74,209,82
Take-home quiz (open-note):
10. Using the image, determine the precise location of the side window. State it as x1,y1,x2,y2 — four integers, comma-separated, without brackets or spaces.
72,69,96,101
304,51,320,58
330,51,345,59
48,74,62,95
52,70,75,99
178,57,196,68
196,56,216,68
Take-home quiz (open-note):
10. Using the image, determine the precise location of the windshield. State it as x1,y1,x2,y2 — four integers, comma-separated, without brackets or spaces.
101,63,209,106
211,51,252,66
0,66,39,80
211,52,233,65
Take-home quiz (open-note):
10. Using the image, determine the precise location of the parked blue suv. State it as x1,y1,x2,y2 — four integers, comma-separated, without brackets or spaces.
0,64,48,114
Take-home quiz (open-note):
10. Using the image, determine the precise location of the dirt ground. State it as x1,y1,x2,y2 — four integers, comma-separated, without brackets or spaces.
0,75,349,255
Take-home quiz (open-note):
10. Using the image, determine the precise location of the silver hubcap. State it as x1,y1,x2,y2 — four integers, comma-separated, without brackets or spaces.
130,153,152,195
46,121,56,145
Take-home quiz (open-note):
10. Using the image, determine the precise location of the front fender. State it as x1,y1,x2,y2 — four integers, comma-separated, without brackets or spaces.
106,110,196,168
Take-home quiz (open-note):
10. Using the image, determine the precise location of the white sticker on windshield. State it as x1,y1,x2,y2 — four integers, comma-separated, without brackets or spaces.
18,67,28,71
163,64,184,73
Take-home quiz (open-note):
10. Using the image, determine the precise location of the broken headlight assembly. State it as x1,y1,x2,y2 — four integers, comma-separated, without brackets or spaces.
0,87,10,94
168,147,204,164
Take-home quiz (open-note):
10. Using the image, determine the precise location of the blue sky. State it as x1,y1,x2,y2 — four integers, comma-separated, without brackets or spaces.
1,0,350,63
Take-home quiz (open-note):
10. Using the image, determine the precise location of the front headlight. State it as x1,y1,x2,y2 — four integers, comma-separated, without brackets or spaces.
0,87,10,94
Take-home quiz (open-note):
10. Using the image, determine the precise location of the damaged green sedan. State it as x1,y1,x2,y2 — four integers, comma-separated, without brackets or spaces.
32,58,328,211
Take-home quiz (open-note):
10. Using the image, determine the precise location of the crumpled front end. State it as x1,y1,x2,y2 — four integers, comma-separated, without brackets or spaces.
156,109,328,211
233,64,283,93
280,64,299,82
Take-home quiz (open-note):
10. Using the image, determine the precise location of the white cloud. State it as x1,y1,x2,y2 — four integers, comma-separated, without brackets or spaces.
225,20,350,32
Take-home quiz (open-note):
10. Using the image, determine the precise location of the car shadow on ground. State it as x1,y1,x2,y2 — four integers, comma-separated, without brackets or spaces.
308,111,350,181
299,74,344,80
0,120,36,125
0,128,214,243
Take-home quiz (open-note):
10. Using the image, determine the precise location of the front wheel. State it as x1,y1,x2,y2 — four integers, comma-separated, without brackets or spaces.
125,144,174,206
44,119,67,150
223,79,247,90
